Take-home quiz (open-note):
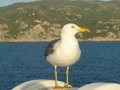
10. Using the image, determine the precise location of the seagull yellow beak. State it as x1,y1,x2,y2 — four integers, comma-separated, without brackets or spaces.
80,28,90,33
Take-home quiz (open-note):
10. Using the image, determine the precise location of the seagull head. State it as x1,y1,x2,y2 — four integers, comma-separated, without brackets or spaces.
61,23,90,38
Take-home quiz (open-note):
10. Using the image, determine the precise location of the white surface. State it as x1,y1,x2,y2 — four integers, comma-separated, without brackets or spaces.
12,80,120,90
12,80,66,90
78,83,120,90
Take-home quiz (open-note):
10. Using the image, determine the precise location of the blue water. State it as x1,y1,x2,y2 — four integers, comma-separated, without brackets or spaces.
0,42,120,90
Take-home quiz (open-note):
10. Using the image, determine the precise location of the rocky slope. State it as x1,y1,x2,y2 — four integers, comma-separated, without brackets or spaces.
0,0,120,42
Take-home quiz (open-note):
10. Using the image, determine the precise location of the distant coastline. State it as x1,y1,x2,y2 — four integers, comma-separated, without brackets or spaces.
0,38,120,42
0,0,120,42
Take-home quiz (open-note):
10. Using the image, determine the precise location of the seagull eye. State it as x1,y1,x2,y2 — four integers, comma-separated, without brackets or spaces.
71,26,75,28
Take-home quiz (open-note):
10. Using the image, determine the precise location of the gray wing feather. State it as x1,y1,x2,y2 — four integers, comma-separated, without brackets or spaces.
44,39,60,57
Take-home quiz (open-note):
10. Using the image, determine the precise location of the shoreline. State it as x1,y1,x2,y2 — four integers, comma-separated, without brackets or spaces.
0,37,120,42
0,39,120,43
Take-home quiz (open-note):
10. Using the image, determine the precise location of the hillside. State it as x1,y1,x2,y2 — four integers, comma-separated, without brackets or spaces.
0,0,120,42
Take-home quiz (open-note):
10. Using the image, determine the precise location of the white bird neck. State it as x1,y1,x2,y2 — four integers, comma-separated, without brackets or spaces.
61,34,79,47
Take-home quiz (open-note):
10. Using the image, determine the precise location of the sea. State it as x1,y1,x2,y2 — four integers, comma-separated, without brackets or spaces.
0,42,120,90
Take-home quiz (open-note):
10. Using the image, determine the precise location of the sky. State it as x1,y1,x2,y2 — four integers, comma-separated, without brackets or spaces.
0,0,37,7
0,0,111,7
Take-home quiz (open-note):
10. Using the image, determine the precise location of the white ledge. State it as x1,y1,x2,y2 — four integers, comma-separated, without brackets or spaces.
12,79,120,90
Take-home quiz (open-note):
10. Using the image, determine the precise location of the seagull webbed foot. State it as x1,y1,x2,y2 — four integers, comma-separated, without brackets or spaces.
64,83,72,88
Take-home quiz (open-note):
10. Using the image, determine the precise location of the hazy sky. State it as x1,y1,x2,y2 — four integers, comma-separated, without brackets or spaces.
0,0,37,7
0,0,111,7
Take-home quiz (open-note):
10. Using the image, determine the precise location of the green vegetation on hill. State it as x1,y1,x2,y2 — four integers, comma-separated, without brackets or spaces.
0,0,120,41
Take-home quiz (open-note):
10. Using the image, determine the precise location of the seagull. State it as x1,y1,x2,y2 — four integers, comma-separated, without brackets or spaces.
44,23,90,88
